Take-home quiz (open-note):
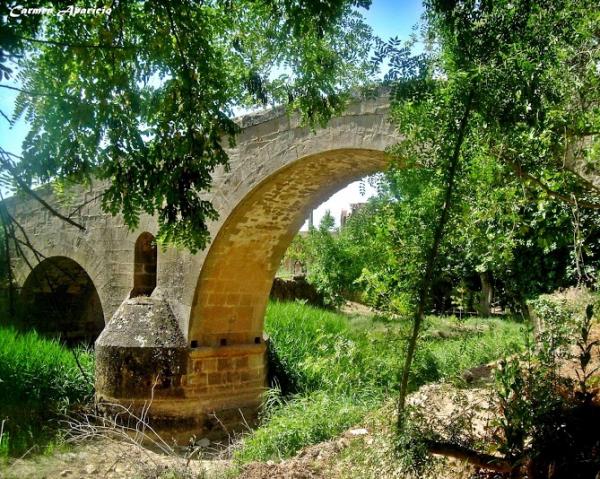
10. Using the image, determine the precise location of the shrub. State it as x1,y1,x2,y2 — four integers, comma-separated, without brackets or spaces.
393,291,600,478
492,303,600,477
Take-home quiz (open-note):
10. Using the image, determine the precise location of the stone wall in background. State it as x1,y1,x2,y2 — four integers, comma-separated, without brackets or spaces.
270,277,325,307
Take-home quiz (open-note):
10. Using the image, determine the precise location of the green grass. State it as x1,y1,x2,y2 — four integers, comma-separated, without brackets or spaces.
239,391,371,461
0,327,94,457
236,301,528,462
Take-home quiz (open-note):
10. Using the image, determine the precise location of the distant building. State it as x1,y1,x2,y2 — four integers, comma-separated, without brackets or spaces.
340,202,366,227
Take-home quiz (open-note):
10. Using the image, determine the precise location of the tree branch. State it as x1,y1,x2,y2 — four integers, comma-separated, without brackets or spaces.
8,33,132,50
0,202,36,274
0,151,85,231
563,164,600,195
0,198,16,315
1,205,93,383
0,83,71,99
504,157,600,210
426,440,513,473
68,191,105,219
0,109,11,124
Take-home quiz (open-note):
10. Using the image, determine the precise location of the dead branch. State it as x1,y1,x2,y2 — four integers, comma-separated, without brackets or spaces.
68,191,105,219
425,440,513,473
61,378,213,478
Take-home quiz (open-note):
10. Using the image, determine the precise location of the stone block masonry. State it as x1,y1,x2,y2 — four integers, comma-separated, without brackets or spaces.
182,343,267,396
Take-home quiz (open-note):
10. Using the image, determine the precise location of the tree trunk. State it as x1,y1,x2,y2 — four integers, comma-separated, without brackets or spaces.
479,271,493,316
397,90,475,426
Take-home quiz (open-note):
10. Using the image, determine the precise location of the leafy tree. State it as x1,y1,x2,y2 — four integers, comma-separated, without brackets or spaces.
302,211,351,306
372,0,600,421
445,153,600,316
1,0,373,251
285,202,389,307
308,160,598,319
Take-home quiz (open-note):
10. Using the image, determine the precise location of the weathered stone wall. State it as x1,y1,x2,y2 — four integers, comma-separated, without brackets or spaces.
270,277,325,307
6,185,156,323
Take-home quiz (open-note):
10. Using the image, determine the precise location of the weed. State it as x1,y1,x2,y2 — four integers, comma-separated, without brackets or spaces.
236,301,527,462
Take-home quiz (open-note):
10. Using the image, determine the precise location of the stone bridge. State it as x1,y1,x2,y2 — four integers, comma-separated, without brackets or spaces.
5,95,398,441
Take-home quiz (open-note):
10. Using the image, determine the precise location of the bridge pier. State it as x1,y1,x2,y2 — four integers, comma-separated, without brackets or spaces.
95,294,267,443
180,342,267,437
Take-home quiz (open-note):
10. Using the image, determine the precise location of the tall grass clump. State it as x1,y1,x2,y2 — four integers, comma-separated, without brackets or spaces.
235,391,371,462
0,327,94,456
236,301,528,462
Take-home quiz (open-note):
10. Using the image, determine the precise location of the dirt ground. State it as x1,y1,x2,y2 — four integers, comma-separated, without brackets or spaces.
2,374,596,479
0,439,228,479
237,406,479,479
0,416,477,479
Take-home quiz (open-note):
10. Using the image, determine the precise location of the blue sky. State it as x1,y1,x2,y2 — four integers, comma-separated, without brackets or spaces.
364,0,423,43
0,0,424,226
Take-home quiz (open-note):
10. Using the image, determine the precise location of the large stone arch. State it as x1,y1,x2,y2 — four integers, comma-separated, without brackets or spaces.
162,93,397,338
7,187,129,323
188,148,388,347
19,256,105,345
147,96,399,440
13,238,113,320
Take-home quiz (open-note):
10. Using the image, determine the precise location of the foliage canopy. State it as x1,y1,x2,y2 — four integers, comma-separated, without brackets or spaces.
1,0,373,251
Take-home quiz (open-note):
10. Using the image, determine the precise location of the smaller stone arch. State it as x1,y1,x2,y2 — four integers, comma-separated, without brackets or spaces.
131,232,157,298
20,256,105,345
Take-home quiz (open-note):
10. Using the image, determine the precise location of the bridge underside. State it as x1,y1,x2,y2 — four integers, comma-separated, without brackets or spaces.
190,148,387,347
19,256,104,346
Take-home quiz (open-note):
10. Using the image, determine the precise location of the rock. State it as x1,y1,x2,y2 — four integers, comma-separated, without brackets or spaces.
337,438,350,449
196,437,211,448
348,428,368,436
84,464,98,474
462,364,493,384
